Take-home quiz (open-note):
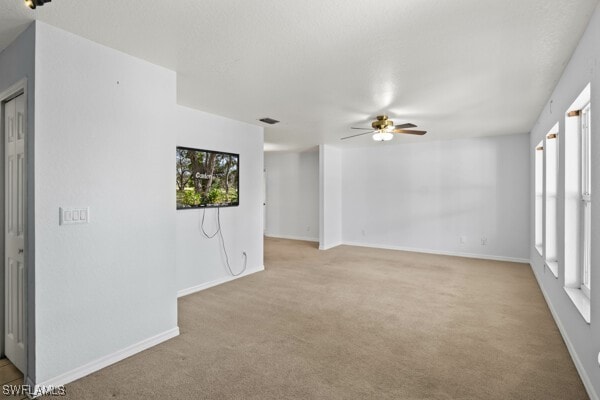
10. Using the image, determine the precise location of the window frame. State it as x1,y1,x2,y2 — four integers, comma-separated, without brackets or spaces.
534,140,544,255
580,102,591,298
563,83,591,323
544,126,559,277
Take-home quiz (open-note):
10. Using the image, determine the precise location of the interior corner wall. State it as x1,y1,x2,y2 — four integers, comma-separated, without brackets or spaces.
341,134,530,261
264,149,319,242
0,22,36,384
529,3,600,399
34,22,178,383
174,106,264,295
319,145,342,250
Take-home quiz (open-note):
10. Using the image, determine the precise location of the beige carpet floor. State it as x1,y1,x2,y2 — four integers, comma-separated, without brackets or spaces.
50,238,588,399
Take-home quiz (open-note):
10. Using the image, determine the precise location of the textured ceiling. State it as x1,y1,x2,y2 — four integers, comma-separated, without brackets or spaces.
0,0,598,150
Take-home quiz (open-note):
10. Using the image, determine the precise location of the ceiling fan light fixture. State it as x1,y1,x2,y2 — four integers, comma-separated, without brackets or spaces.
372,131,393,141
343,115,425,141
25,0,51,9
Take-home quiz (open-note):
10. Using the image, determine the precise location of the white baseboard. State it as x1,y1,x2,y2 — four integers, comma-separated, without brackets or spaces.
319,241,343,250
28,327,180,397
531,264,599,400
177,266,265,298
342,241,530,264
264,233,319,242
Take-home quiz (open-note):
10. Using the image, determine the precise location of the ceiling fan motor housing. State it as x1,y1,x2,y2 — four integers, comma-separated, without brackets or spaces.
371,116,393,130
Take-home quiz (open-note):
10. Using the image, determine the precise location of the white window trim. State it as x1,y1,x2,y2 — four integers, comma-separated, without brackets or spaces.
545,260,559,278
534,141,544,256
564,287,591,324
563,86,591,324
580,102,591,298
544,125,559,277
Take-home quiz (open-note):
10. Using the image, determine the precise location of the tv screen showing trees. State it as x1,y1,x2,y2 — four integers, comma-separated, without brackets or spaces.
176,147,239,209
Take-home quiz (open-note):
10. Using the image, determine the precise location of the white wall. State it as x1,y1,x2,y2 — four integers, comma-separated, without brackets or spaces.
530,3,600,399
319,145,342,250
175,106,264,295
341,134,530,261
264,149,319,242
34,22,179,383
31,21,266,385
0,23,36,383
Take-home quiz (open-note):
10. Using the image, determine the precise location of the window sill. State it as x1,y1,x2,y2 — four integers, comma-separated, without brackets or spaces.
564,287,591,324
545,260,558,278
535,246,543,257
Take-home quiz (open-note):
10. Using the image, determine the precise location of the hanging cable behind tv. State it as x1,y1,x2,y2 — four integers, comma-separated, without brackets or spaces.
201,207,247,277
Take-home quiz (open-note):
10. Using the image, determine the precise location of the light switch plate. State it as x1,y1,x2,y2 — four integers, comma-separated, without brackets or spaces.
60,207,90,225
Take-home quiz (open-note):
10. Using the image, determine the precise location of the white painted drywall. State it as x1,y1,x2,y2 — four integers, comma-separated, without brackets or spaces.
341,134,530,261
529,3,600,399
319,145,342,249
175,106,264,294
264,149,319,242
0,23,35,383
34,22,178,383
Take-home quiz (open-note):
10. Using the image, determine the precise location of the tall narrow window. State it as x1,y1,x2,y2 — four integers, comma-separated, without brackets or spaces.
581,102,591,297
545,125,559,277
564,83,591,323
535,141,544,255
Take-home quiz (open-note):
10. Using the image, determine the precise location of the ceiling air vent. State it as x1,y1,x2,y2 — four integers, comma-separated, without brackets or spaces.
259,118,280,125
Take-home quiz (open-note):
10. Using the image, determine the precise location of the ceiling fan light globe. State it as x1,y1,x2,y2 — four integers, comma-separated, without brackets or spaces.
372,132,384,141
382,132,394,141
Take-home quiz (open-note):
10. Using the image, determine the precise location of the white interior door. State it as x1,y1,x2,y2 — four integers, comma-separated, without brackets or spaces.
4,93,26,373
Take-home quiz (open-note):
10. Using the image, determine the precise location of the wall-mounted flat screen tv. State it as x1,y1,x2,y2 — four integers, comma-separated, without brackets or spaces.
176,146,239,209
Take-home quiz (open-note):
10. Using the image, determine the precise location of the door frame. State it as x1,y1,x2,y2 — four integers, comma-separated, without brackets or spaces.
0,78,29,376
263,168,267,234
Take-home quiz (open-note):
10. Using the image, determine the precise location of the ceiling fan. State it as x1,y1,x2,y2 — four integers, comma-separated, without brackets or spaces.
342,115,426,141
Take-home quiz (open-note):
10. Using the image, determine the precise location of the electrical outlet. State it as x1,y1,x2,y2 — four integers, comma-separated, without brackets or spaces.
306,226,311,232
361,229,366,236
481,237,487,246
460,236,467,244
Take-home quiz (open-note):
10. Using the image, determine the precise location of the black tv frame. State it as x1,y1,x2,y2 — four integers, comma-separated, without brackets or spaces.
176,146,240,209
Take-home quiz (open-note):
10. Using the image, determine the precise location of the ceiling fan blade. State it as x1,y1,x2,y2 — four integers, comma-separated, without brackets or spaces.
350,127,373,130
341,131,374,140
394,123,417,129
392,129,427,135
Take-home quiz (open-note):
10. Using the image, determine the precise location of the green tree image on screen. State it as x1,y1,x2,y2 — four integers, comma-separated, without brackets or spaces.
176,147,239,208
